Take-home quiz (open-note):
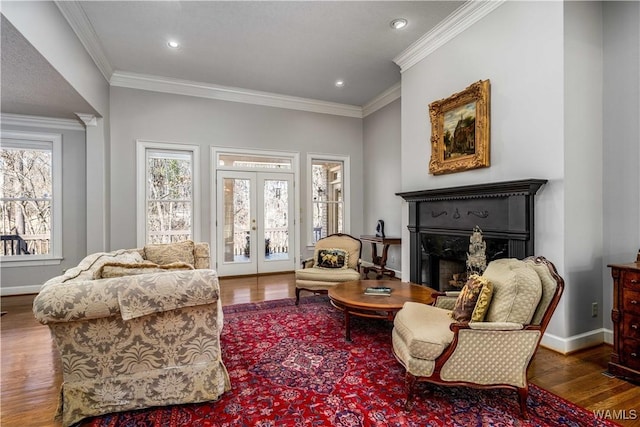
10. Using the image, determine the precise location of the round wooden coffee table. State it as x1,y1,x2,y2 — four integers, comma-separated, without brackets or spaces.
328,280,436,341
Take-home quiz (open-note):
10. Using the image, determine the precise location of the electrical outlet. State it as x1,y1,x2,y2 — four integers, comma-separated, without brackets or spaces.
591,302,598,318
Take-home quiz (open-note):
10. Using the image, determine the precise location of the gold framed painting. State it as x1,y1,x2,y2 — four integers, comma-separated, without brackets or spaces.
428,79,490,175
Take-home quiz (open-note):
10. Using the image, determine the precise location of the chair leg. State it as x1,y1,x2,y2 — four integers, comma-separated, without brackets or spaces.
295,288,301,305
517,385,529,419
404,373,417,411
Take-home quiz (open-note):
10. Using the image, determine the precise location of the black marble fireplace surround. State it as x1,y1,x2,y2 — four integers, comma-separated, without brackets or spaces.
396,179,547,290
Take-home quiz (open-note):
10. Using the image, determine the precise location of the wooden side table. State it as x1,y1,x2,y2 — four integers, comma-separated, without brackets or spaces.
360,235,401,279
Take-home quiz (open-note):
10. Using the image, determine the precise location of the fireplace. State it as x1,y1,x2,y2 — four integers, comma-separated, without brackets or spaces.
397,179,547,290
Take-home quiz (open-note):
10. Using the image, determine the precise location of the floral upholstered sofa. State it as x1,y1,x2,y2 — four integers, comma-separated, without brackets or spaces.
33,240,231,426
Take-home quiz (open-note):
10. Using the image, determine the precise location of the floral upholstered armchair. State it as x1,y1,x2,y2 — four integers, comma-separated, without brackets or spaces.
295,233,362,304
33,241,231,426
392,256,564,418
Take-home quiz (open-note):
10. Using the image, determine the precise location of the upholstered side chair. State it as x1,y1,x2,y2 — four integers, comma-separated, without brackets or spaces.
295,233,362,305
392,256,564,418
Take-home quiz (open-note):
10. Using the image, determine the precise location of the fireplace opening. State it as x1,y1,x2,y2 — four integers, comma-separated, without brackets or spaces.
420,233,508,291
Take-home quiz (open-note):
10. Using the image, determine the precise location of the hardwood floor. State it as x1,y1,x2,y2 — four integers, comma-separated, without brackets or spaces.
2,273,639,426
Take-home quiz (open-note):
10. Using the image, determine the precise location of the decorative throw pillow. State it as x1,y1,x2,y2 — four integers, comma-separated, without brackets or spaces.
315,248,349,269
470,281,493,322
451,274,491,322
96,261,195,279
144,240,195,266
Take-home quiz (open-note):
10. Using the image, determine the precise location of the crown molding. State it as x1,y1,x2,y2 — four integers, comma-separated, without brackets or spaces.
55,0,113,82
110,71,364,118
0,113,85,131
393,0,505,73
362,82,401,118
75,113,97,127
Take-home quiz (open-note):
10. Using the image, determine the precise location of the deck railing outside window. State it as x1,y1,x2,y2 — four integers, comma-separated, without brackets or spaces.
1,234,49,256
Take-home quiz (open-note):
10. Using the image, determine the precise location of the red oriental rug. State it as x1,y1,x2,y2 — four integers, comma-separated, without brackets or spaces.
85,297,619,427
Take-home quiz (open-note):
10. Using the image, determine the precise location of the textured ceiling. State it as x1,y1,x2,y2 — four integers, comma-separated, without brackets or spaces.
1,1,465,120
1,15,98,120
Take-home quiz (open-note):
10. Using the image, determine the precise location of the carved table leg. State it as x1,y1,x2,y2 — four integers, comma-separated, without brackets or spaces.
344,310,352,342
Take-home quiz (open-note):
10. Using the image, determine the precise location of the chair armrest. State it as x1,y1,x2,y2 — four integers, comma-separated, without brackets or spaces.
467,321,524,330
34,269,219,324
434,293,459,310
301,257,314,268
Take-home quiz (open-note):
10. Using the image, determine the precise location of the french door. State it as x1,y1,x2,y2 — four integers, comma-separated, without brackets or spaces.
216,170,295,276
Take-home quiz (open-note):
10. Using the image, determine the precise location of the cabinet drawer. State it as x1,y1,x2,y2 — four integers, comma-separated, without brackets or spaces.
623,289,640,316
621,338,640,371
623,271,640,290
623,314,640,340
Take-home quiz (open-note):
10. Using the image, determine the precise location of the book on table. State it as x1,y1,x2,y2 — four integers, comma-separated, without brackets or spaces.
364,286,392,296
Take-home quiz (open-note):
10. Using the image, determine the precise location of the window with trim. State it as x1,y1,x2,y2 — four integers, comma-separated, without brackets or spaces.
307,155,349,245
0,131,62,264
136,141,200,245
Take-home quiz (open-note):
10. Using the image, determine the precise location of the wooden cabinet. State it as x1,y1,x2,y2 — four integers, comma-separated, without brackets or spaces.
609,261,640,382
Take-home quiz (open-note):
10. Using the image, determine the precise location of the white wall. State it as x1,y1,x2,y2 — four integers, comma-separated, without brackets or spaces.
362,99,402,274
0,124,87,294
109,87,364,261
563,1,605,341
400,1,567,339
399,0,639,352
602,1,640,329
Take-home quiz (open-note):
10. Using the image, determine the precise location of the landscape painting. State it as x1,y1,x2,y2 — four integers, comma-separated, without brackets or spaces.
443,101,477,159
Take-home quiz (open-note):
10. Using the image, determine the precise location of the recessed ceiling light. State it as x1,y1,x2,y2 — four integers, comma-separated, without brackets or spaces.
335,80,345,88
390,18,408,30
167,40,180,48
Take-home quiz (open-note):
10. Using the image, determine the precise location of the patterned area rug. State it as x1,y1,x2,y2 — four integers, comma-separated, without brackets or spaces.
85,296,618,427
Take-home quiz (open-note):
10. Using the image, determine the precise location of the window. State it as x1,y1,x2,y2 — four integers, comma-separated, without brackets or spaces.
307,154,350,245
0,131,62,265
136,141,200,245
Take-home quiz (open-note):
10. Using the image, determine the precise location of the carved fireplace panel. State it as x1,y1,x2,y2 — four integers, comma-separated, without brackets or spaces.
397,179,547,290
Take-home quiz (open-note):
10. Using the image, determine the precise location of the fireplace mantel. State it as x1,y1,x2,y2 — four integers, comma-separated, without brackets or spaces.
396,179,547,289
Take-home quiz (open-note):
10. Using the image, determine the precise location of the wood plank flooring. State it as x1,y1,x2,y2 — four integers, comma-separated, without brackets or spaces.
2,273,639,426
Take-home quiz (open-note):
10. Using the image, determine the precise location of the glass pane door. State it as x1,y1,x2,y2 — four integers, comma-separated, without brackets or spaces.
258,173,294,273
216,171,294,276
216,171,257,276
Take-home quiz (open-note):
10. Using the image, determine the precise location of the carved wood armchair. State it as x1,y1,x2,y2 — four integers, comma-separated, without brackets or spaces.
295,233,362,304
392,256,564,418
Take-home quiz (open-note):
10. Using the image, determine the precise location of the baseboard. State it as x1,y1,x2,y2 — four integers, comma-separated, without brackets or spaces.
541,328,613,354
1,284,42,296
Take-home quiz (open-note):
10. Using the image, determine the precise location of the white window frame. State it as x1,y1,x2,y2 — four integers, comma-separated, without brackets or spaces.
306,153,350,247
0,130,62,267
136,140,200,247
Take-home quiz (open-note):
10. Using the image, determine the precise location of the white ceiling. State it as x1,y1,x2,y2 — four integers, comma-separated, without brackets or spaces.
1,1,465,120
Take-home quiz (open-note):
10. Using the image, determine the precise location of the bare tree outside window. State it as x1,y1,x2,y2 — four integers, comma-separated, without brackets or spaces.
311,160,343,243
146,150,193,243
0,147,52,255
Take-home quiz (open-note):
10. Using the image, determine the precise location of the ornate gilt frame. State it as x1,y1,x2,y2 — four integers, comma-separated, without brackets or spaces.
428,79,490,175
